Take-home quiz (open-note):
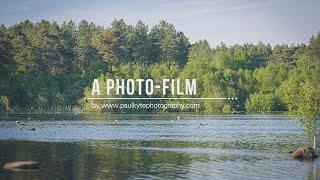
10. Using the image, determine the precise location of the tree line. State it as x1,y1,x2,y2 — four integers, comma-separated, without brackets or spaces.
0,19,319,118
0,19,189,112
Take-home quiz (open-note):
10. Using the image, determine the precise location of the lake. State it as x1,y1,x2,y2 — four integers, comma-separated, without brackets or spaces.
0,114,319,179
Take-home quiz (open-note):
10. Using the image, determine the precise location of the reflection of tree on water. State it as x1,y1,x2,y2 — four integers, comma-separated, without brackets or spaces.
1,116,319,179
86,140,194,179
0,140,194,180
312,162,317,180
307,161,318,180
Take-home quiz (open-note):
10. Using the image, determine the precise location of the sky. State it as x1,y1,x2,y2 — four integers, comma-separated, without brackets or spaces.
0,0,320,46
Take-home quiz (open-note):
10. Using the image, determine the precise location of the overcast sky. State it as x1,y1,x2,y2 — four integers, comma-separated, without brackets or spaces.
1,0,319,46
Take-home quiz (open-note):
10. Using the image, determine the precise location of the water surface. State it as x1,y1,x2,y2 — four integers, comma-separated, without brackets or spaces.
0,114,319,179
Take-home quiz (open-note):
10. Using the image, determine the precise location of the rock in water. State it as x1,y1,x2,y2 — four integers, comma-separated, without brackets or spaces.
289,147,318,160
3,161,39,170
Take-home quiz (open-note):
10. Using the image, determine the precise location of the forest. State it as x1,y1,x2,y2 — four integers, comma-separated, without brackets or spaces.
0,19,319,115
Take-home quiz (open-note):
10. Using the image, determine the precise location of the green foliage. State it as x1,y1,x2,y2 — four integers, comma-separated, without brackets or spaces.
0,19,319,124
150,63,180,83
0,96,9,112
222,105,232,113
245,92,282,112
297,82,319,137
81,63,152,113
254,62,289,93
277,34,320,140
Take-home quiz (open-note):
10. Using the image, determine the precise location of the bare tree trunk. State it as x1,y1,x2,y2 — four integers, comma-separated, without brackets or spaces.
313,119,318,149
313,132,317,149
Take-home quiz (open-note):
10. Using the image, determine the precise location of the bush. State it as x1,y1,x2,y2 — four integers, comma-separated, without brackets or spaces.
245,93,276,112
0,96,9,112
222,105,231,113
